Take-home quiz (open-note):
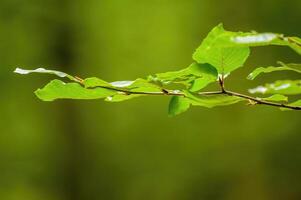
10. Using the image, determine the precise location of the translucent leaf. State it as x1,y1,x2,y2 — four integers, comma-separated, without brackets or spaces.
262,94,288,102
150,63,218,91
184,91,243,108
14,67,78,82
249,80,301,95
248,62,301,80
83,77,112,88
128,79,162,92
231,33,301,55
168,96,190,117
35,80,116,101
189,76,216,92
193,24,250,75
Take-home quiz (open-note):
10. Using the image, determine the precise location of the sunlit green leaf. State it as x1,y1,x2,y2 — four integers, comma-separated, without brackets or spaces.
84,77,112,88
168,96,190,117
35,80,116,101
262,94,288,102
184,91,243,108
248,62,301,80
127,79,162,92
231,33,301,55
249,80,301,95
149,63,217,91
193,24,250,75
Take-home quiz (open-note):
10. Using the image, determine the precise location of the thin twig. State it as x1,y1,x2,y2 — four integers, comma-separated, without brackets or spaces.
89,84,301,110
224,90,301,110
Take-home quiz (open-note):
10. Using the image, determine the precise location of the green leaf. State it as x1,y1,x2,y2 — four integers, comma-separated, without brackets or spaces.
127,79,162,92
35,80,116,101
85,77,162,92
249,80,301,95
188,63,218,91
14,67,79,82
168,96,190,117
248,62,301,80
262,94,288,102
184,91,243,108
231,33,301,55
83,77,112,88
149,63,218,91
287,37,301,55
189,76,215,92
193,24,250,75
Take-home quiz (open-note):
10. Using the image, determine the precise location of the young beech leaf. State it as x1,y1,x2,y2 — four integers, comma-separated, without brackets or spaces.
14,67,78,82
35,79,116,101
83,77,112,88
262,94,288,102
248,62,301,80
85,77,161,92
230,33,301,55
193,24,250,75
184,91,244,108
150,63,217,91
168,96,191,117
249,80,301,95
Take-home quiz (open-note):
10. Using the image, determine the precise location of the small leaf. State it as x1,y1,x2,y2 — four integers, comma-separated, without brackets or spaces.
35,79,116,101
184,91,243,108
189,76,215,92
262,94,288,102
150,63,218,91
193,24,250,75
249,80,301,95
128,78,162,92
85,77,162,93
14,67,78,82
168,96,190,117
84,77,112,88
248,62,301,80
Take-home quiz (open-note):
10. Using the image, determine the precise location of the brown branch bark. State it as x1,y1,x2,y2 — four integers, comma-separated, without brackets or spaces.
90,85,301,110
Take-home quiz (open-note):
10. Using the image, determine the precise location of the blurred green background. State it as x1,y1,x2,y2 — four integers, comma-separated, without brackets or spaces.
1,0,301,199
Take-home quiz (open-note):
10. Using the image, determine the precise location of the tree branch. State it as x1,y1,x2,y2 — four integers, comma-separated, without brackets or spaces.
90,85,301,110
224,90,301,110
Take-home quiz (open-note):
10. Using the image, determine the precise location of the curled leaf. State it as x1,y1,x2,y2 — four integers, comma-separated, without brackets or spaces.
249,80,301,95
248,62,301,80
14,67,78,82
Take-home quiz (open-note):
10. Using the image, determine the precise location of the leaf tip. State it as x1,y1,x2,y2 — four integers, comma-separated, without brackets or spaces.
14,67,28,74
